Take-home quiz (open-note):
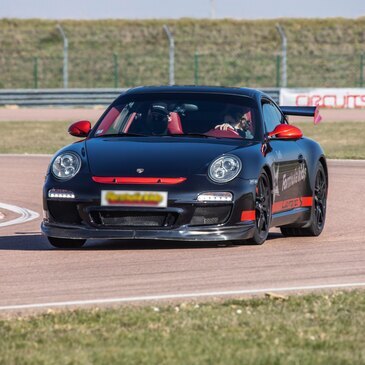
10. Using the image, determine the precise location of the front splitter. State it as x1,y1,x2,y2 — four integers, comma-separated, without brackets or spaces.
41,221,255,242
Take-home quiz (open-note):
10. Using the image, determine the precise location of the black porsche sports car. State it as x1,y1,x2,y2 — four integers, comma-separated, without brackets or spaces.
42,86,328,248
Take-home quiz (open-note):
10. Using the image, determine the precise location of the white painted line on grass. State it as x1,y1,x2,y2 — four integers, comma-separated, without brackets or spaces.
0,203,39,228
1,282,365,311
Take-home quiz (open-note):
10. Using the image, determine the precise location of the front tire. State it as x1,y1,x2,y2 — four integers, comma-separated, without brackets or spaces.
47,237,86,249
249,172,272,245
281,162,327,237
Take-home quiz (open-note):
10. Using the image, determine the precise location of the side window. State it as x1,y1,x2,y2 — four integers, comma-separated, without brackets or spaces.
262,102,283,133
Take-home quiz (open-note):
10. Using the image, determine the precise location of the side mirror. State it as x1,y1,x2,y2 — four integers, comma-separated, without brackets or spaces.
268,124,303,140
68,120,91,137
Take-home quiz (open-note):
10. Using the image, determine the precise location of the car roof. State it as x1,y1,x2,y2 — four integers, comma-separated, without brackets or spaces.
120,85,271,101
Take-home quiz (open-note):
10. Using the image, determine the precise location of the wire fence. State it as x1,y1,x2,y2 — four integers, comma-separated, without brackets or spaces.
0,52,364,89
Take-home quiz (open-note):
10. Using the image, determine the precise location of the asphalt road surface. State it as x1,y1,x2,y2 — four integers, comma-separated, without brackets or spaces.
0,156,364,312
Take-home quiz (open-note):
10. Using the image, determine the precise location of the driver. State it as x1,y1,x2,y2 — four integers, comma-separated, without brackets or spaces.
145,104,171,135
215,112,253,138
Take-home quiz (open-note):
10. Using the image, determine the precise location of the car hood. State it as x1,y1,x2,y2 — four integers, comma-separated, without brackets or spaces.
85,137,250,177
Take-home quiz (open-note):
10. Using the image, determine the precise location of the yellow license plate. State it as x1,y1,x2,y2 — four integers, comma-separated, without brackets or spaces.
101,190,168,208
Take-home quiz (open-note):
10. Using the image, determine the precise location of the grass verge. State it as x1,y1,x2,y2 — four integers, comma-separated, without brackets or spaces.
295,121,365,160
0,121,73,154
1,291,364,365
0,120,364,159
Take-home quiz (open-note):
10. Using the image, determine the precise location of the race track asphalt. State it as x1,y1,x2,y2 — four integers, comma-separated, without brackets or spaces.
0,156,364,311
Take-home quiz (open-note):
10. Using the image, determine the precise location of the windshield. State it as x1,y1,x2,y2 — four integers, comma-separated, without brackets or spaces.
93,93,260,140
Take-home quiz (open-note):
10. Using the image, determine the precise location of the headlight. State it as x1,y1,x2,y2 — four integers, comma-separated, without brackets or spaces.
208,155,242,183
52,152,81,180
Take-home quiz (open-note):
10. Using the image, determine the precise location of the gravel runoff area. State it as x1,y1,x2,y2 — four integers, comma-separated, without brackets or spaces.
0,107,364,123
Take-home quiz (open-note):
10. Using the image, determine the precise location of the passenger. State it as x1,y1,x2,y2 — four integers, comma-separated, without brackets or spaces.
215,112,253,139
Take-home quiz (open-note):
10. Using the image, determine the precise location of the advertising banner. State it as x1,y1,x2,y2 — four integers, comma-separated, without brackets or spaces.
280,88,365,108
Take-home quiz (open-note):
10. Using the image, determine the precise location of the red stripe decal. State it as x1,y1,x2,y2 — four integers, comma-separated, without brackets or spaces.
301,196,313,207
273,196,313,213
240,196,313,222
241,210,256,221
92,176,186,185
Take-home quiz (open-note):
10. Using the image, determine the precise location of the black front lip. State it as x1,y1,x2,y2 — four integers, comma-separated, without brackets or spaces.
41,221,255,242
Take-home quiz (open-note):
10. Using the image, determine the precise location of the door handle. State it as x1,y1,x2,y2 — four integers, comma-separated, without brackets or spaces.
298,154,304,163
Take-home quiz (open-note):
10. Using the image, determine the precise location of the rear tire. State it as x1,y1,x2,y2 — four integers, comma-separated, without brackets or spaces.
248,171,272,245
280,162,327,237
47,237,86,249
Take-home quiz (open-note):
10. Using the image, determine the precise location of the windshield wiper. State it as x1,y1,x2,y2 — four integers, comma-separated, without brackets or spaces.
95,132,147,138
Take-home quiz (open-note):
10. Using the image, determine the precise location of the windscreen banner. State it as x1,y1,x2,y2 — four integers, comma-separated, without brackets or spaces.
280,88,365,109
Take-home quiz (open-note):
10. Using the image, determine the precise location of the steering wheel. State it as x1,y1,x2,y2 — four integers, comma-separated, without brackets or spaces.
204,128,241,139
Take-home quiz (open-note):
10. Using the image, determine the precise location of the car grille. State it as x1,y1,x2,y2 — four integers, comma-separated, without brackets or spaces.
89,210,178,228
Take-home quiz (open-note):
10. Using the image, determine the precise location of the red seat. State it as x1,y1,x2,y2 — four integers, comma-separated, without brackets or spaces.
123,112,137,133
168,112,183,134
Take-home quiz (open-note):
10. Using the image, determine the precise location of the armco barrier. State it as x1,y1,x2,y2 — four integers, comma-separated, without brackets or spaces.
0,88,280,107
0,89,127,107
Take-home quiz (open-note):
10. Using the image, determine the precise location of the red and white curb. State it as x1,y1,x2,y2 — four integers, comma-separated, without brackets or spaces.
0,202,39,228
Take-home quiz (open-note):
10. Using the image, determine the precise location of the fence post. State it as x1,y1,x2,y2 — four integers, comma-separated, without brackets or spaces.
33,57,38,89
194,52,199,85
163,25,175,86
276,24,287,87
56,24,69,88
113,53,119,88
276,55,281,88
360,53,364,87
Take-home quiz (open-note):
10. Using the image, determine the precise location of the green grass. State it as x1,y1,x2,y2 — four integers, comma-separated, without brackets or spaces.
0,121,73,154
295,121,365,160
1,291,364,365
0,18,365,88
0,120,364,159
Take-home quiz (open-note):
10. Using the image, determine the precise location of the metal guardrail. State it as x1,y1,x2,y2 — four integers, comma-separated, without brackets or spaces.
0,88,280,107
0,89,127,107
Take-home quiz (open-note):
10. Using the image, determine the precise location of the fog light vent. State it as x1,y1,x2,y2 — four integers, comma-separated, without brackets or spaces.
190,205,231,226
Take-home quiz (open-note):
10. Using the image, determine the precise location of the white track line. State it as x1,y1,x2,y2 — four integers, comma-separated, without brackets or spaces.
0,153,52,157
0,202,39,227
1,282,365,311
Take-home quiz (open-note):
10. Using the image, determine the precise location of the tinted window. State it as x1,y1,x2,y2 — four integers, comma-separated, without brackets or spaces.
93,94,261,140
262,102,283,133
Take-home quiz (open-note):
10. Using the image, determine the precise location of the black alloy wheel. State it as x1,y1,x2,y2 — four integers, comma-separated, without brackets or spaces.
250,172,272,245
280,162,327,237
314,164,327,231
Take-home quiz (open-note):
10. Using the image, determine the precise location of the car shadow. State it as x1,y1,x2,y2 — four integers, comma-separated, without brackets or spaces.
0,232,284,251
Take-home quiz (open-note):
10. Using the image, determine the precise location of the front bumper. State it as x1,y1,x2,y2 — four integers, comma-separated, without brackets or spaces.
41,221,255,241
42,173,257,242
